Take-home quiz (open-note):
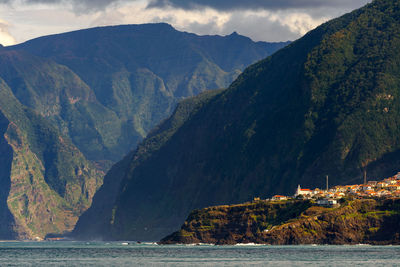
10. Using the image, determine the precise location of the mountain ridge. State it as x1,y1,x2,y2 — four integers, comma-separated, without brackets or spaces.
9,23,289,164
72,0,400,241
0,23,287,239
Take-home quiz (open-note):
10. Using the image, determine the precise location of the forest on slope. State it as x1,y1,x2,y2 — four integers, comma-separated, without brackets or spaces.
0,24,285,239
73,0,400,241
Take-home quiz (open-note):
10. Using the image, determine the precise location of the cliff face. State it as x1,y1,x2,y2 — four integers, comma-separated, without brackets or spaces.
9,24,288,165
160,198,400,245
0,79,103,239
72,89,224,240
81,0,400,241
0,24,285,239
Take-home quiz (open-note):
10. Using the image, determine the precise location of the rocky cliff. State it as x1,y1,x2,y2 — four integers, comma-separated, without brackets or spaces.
0,79,103,239
160,198,400,245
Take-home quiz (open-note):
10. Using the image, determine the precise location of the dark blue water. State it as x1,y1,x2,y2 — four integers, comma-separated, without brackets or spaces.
0,242,399,266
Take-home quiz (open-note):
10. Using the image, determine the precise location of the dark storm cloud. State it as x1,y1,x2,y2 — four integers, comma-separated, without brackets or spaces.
0,0,371,12
147,0,371,11
0,0,121,12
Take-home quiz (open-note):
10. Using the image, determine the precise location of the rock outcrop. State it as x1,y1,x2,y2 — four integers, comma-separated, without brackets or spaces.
160,198,400,245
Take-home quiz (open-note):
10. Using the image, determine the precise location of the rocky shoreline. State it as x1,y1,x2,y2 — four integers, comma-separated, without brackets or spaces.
160,198,400,245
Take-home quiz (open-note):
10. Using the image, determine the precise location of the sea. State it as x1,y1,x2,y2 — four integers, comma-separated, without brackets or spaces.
0,242,399,266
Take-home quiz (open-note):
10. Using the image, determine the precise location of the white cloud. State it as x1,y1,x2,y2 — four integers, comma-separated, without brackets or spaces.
0,0,371,44
148,0,371,11
0,19,15,46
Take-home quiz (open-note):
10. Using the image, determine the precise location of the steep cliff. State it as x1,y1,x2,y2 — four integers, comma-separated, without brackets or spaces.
77,0,400,241
0,24,286,239
0,79,103,239
72,89,224,239
161,198,400,245
9,23,288,165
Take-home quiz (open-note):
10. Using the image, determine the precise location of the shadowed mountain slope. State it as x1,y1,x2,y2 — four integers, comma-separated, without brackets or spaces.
10,24,288,164
73,0,400,241
0,24,287,239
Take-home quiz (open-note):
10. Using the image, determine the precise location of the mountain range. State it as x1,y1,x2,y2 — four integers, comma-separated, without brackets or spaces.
72,0,400,241
0,24,287,239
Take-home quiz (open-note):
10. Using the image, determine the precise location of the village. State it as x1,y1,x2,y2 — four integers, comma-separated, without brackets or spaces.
268,172,400,206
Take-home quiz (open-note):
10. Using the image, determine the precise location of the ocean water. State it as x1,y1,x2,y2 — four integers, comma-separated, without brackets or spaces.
0,242,399,266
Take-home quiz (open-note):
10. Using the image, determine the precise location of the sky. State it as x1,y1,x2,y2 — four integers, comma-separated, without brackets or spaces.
0,0,372,46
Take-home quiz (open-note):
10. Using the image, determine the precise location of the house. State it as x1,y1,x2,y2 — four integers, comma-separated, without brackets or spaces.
312,188,323,195
364,190,376,196
362,185,373,191
333,186,347,193
377,190,390,197
295,185,312,197
350,185,361,194
393,190,400,196
317,199,338,206
377,182,388,188
387,185,400,191
272,195,288,201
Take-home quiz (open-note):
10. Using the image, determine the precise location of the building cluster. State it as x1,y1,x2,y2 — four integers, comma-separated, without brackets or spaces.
270,172,400,205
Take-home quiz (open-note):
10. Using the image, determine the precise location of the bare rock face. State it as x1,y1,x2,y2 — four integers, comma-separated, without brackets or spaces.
160,199,400,245
0,80,103,240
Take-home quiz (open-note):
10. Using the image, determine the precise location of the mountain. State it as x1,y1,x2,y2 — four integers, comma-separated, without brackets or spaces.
160,198,400,245
0,24,287,239
0,78,102,239
9,23,289,166
72,0,400,241
73,89,223,239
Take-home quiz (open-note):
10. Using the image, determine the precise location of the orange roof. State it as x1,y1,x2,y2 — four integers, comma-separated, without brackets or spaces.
301,189,312,191
273,195,287,198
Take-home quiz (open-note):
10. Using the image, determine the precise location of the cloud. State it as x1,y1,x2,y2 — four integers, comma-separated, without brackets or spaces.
0,0,372,45
0,19,16,46
0,0,372,14
0,0,124,13
147,0,371,11
215,10,327,41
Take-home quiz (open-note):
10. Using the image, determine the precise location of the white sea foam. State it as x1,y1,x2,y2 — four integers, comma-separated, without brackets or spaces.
234,243,264,246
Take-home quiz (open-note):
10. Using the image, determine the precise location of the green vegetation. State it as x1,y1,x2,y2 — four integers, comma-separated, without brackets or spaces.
9,23,287,165
76,0,400,241
0,79,103,239
0,24,285,239
161,198,400,245
72,89,225,239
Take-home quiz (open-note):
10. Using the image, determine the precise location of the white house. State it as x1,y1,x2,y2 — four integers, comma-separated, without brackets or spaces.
272,195,288,201
317,199,338,206
295,185,312,197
